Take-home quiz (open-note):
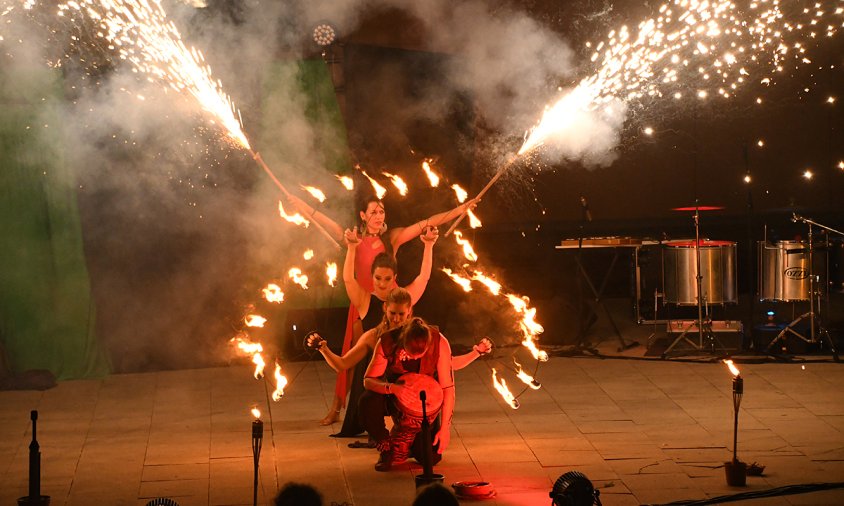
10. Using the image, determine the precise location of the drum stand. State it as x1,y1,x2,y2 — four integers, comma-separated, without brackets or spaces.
662,207,727,358
766,215,840,361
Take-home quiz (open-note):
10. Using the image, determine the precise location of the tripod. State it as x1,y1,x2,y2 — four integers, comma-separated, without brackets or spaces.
766,214,840,361
662,206,728,358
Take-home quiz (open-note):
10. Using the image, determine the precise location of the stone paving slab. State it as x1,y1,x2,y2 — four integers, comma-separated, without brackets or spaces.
1,355,843,505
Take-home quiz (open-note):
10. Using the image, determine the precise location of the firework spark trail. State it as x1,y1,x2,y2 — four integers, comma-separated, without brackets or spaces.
57,0,251,149
520,0,844,155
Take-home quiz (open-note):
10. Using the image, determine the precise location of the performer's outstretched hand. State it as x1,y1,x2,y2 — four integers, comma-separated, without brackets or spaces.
419,225,439,244
473,337,493,355
343,228,361,247
305,332,326,350
433,427,451,454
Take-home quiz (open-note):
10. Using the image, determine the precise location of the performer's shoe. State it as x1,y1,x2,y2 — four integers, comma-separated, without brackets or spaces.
348,439,377,449
375,451,393,472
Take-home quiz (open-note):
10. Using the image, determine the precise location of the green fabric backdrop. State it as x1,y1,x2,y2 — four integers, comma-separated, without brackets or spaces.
0,67,110,380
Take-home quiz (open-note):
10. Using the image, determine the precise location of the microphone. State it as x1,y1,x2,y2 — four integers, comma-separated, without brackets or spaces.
580,196,593,223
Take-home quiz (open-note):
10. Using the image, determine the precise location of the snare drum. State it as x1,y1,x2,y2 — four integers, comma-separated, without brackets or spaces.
758,240,810,301
663,240,737,305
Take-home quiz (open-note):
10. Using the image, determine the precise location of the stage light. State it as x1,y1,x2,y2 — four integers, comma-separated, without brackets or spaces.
549,471,600,506
756,139,764,147
803,169,813,180
643,126,654,136
827,96,836,104
313,23,337,46
743,174,751,184
837,161,844,170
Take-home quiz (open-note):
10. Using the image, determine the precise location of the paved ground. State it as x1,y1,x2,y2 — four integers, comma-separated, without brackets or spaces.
1,328,843,506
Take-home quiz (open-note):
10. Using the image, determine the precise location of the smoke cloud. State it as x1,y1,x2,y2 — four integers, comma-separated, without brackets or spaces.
0,0,624,371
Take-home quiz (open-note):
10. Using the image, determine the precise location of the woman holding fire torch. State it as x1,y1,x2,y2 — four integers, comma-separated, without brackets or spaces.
287,192,477,425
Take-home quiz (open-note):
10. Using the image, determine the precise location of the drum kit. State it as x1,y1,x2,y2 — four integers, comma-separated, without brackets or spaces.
658,205,842,359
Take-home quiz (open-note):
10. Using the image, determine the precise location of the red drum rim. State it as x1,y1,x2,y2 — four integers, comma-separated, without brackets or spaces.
665,240,735,247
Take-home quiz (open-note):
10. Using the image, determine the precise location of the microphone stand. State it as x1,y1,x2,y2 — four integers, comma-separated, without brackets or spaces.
573,197,599,355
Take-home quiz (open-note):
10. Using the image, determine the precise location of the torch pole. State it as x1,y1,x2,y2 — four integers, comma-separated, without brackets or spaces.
444,156,518,237
29,410,40,504
252,418,263,506
250,150,341,250
732,375,743,463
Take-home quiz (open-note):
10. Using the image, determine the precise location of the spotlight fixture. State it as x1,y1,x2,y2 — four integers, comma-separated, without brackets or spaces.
803,169,813,180
549,471,601,506
313,23,337,47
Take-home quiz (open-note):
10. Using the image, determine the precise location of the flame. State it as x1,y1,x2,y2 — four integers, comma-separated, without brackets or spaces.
231,334,263,355
252,352,266,379
303,249,314,260
361,171,387,199
441,267,472,292
514,360,542,390
272,361,288,401
301,185,326,203
724,359,741,377
57,0,251,149
244,315,267,328
492,368,520,409
251,407,261,419
453,230,478,262
421,159,440,187
336,175,354,190
230,335,265,378
326,262,338,287
383,172,408,196
262,283,284,303
288,268,309,289
467,209,482,229
451,184,468,203
470,270,501,295
505,294,548,362
278,201,309,227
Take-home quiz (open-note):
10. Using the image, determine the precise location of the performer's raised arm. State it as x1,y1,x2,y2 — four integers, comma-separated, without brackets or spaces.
404,226,439,305
434,333,455,454
342,228,370,316
285,193,344,242
388,199,477,250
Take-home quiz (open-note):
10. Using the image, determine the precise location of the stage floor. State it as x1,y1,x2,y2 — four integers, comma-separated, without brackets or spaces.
2,349,843,505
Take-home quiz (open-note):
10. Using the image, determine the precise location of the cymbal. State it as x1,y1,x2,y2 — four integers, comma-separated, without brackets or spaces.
671,205,725,212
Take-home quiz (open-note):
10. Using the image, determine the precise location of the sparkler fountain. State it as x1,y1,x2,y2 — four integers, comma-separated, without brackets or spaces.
448,1,844,235
55,0,341,249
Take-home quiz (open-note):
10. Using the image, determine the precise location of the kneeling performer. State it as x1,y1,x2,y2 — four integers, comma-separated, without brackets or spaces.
361,317,454,471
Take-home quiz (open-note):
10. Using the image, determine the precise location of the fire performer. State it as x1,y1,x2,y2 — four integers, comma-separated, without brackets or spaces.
312,227,437,437
286,193,476,426
307,287,491,441
360,316,456,472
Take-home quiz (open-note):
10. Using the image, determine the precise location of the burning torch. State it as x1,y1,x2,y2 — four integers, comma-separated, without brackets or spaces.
251,407,263,506
723,360,746,486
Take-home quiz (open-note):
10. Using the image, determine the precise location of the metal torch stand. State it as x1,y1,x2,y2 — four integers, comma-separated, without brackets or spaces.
252,419,263,506
17,410,49,506
724,376,746,486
